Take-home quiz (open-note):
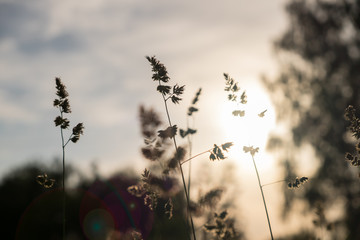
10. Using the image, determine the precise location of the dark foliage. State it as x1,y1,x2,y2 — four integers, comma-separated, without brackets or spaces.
263,0,360,238
0,161,194,239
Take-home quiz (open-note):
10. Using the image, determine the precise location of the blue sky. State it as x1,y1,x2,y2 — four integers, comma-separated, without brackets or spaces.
0,0,304,238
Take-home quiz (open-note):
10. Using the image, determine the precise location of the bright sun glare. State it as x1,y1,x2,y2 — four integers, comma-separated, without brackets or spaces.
220,82,276,171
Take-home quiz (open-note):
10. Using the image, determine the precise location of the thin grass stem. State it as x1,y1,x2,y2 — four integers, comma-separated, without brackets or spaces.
60,110,66,240
161,90,197,240
181,149,211,165
251,154,274,240
262,180,286,188
187,156,192,200
186,117,192,202
63,135,73,148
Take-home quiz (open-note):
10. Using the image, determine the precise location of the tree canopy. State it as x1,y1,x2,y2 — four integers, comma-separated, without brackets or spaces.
264,0,360,238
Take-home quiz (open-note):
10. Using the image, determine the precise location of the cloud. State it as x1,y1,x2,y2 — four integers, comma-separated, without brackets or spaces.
18,33,84,54
0,2,42,39
0,2,294,239
0,0,287,174
0,1,84,55
0,90,37,123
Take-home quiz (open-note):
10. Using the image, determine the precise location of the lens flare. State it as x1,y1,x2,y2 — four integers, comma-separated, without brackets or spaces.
82,209,114,239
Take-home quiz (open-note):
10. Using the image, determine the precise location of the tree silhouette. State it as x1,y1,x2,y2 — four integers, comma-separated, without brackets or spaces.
0,161,78,240
263,0,360,239
0,160,193,240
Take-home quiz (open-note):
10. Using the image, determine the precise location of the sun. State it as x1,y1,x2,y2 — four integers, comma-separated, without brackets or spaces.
219,83,276,170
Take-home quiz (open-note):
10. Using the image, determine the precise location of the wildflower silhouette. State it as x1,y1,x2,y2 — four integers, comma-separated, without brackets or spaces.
128,57,236,239
258,109,267,118
312,202,334,239
209,143,233,161
224,73,247,117
53,77,84,240
131,56,235,240
242,146,259,156
158,125,178,139
164,198,174,219
242,144,274,240
180,142,233,165
287,176,309,189
36,173,55,188
198,188,224,208
131,230,144,240
224,73,308,240
344,105,360,140
130,105,182,228
146,55,201,239
260,176,309,189
204,210,238,240
179,88,201,202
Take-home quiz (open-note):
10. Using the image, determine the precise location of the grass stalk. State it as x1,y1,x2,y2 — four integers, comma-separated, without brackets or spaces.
187,157,192,199
161,92,197,240
59,111,66,240
184,88,201,202
261,180,286,188
54,78,84,240
186,117,192,201
181,149,211,165
251,154,274,240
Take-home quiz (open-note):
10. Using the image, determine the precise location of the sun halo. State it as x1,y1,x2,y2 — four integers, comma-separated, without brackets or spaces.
219,86,276,171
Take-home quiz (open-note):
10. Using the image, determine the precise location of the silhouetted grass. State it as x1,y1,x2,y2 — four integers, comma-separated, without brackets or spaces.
52,78,84,240
27,60,317,240
223,73,309,240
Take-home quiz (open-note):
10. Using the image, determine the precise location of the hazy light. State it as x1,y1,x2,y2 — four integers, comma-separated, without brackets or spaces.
220,78,276,171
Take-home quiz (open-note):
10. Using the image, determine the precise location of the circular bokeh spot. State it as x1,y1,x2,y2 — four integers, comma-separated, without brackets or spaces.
129,201,136,210
83,209,114,240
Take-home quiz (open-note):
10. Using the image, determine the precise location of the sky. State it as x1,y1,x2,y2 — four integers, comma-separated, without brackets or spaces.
0,0,311,239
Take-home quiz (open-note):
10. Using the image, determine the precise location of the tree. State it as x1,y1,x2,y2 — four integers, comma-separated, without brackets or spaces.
263,0,360,239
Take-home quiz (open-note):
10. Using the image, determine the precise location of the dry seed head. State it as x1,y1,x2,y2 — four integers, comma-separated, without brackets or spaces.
258,109,267,118
60,98,71,113
141,147,164,161
127,185,145,197
356,142,360,154
199,188,224,208
232,110,245,117
167,146,186,170
54,116,70,129
191,88,202,105
157,125,177,139
345,152,354,161
288,176,309,189
243,146,259,156
164,198,173,219
131,230,143,240
146,56,170,83
240,91,247,104
72,123,84,135
36,173,55,188
55,77,69,99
